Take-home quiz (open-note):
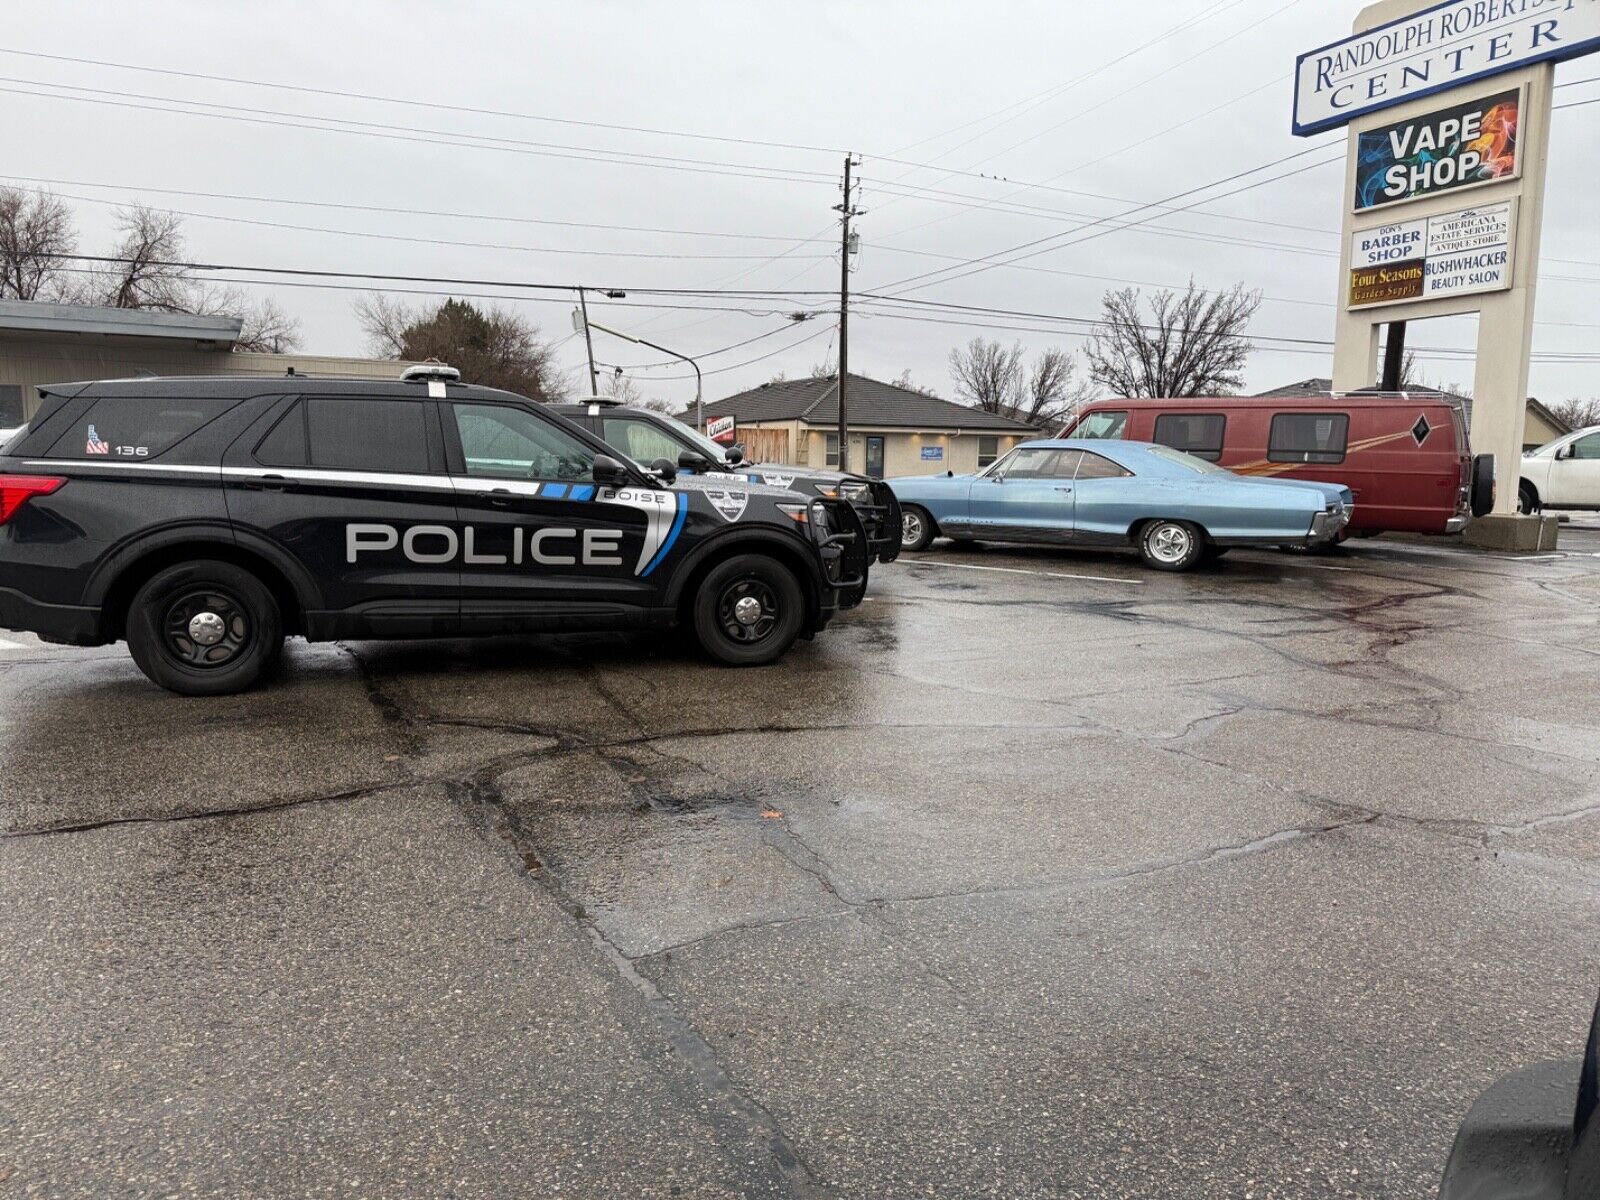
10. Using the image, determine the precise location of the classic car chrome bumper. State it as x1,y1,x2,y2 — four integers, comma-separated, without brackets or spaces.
1309,503,1353,544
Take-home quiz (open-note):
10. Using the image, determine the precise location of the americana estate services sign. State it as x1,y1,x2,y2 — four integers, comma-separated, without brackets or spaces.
1294,0,1600,136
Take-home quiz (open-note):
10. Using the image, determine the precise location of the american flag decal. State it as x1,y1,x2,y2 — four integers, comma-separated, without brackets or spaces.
85,425,109,455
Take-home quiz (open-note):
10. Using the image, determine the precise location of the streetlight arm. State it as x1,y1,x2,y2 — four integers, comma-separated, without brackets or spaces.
585,320,705,433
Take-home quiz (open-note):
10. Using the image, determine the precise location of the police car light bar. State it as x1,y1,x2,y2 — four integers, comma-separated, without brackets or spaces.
400,363,462,384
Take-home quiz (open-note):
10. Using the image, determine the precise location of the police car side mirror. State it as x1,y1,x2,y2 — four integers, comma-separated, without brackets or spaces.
726,443,746,465
678,449,713,472
592,454,630,486
649,457,678,484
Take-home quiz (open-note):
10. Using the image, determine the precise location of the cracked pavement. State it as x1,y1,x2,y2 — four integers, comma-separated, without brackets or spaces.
3,528,1600,1198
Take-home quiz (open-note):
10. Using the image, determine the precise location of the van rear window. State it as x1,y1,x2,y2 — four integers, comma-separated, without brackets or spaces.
1153,413,1226,461
1269,413,1349,464
47,395,233,460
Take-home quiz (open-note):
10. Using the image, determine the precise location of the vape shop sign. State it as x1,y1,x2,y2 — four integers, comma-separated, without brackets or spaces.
1348,200,1514,309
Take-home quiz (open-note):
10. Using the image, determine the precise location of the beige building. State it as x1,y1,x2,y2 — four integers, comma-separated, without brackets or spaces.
690,373,1037,479
0,300,414,425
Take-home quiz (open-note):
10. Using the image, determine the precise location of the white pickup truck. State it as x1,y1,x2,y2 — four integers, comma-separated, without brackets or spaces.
1519,426,1600,514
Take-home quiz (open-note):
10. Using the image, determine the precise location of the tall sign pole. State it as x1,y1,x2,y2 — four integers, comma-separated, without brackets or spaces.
1293,0,1600,549
835,153,859,473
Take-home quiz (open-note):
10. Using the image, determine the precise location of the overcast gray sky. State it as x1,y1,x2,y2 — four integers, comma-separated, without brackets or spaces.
6,0,1598,407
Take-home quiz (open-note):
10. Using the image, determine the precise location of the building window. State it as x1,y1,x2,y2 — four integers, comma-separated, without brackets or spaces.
825,433,839,467
1152,413,1226,461
977,435,1000,469
1268,413,1349,464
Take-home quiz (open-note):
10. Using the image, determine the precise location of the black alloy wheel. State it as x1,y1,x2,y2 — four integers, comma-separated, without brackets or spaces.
692,554,805,666
126,560,283,696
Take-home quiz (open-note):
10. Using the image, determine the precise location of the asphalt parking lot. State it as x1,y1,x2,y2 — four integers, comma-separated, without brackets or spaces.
4,523,1600,1199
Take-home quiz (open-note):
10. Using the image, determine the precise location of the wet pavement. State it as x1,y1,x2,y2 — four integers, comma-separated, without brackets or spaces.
3,527,1600,1198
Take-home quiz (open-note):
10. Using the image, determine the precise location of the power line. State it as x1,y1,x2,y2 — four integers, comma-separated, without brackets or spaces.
0,173,834,245
0,47,847,158
1,182,834,263
36,252,838,298
872,144,1341,296
597,321,838,381
0,82,839,188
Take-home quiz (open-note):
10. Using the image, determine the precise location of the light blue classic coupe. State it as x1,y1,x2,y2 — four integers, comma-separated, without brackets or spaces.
890,439,1353,571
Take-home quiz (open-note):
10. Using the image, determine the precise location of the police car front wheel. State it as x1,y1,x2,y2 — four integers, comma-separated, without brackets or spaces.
126,560,283,696
692,555,804,666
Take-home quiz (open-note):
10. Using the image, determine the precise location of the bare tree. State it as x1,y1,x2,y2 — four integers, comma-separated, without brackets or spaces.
1548,397,1600,430
601,370,643,405
809,357,838,380
893,368,939,397
231,296,303,353
89,204,193,312
1085,281,1261,397
1022,347,1097,429
0,186,75,300
948,339,1087,427
948,338,1024,413
355,294,565,399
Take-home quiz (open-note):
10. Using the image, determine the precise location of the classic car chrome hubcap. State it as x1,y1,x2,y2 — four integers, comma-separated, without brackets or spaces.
902,512,923,546
1149,524,1190,563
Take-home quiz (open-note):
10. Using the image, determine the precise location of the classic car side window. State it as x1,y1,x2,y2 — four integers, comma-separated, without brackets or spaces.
1075,452,1133,480
1000,447,1061,480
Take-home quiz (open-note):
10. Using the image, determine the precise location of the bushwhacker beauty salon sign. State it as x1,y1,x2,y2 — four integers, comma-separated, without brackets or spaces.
1294,0,1600,135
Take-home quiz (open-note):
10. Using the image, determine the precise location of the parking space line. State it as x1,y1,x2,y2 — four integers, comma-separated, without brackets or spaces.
911,560,1144,584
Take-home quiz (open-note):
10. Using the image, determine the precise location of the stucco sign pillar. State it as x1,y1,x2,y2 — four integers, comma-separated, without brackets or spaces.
1294,0,1600,537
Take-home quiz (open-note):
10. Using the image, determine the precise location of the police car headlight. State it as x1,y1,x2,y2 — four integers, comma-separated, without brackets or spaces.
813,481,870,501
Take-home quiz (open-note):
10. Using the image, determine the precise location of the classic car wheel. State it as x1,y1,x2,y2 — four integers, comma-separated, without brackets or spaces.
900,506,936,551
1139,520,1204,572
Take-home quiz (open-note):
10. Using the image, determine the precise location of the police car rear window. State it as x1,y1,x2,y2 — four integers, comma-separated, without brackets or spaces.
48,395,233,460
307,398,429,474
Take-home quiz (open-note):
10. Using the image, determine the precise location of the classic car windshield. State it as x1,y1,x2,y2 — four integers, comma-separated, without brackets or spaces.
1145,445,1233,476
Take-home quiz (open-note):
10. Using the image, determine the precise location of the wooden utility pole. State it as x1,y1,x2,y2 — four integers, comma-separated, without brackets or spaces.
835,154,859,472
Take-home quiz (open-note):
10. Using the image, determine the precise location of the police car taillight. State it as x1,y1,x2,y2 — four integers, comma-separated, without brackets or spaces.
0,475,65,525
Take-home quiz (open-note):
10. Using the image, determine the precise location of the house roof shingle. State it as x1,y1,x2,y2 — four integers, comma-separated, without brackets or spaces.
691,373,1038,434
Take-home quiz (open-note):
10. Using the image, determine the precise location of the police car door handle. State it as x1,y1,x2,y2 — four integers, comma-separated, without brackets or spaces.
489,488,513,507
250,473,291,492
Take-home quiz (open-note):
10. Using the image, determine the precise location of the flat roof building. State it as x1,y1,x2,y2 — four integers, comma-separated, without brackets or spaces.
0,300,413,425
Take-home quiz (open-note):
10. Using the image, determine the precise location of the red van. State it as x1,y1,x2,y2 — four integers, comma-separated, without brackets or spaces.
1061,395,1494,537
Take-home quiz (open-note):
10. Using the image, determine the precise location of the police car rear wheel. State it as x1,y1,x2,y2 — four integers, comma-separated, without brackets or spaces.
127,560,282,696
693,555,804,666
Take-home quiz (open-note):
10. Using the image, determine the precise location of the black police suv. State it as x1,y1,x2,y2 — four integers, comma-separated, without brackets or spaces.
0,369,869,695
549,397,901,564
